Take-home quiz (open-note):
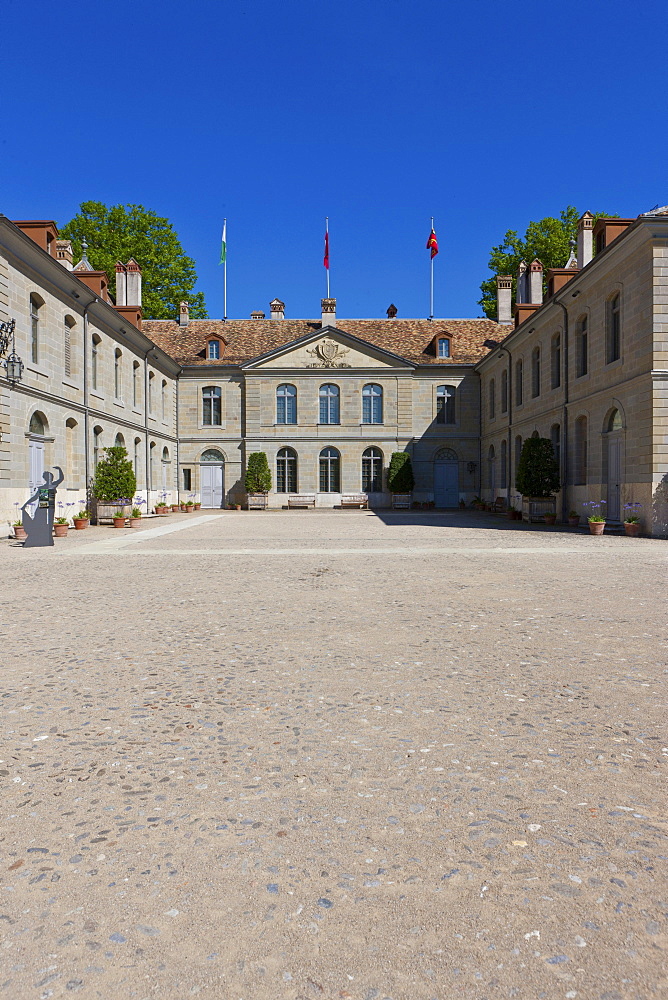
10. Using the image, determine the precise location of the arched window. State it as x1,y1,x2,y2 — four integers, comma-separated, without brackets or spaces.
550,423,561,469
515,359,523,406
551,333,561,389
362,384,383,424
319,447,340,492
489,378,496,419
149,441,156,490
148,371,155,412
362,447,383,492
514,435,522,483
319,384,340,424
133,360,140,407
207,339,221,360
488,445,496,494
574,416,588,485
93,425,103,470
114,349,122,399
66,418,77,480
576,315,588,377
134,437,141,480
501,369,508,413
500,439,507,489
91,335,101,390
200,448,225,462
161,379,167,420
29,411,47,436
202,386,222,426
531,347,541,398
606,293,621,363
276,447,298,493
276,384,297,424
162,446,169,461
438,337,450,358
607,408,622,432
114,432,125,449
30,294,43,364
436,385,455,424
64,315,76,378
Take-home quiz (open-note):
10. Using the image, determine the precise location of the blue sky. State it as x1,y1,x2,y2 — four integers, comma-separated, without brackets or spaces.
2,0,664,320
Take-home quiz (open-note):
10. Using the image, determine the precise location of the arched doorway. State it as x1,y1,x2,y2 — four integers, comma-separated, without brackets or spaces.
161,446,171,492
28,411,48,494
200,448,225,508
434,448,458,507
605,409,623,522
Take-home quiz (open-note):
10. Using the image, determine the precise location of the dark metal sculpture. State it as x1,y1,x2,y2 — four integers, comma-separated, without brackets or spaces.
21,467,64,547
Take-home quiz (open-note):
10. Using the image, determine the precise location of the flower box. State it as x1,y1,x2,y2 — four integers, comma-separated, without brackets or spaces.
247,493,269,510
391,493,412,510
521,496,556,523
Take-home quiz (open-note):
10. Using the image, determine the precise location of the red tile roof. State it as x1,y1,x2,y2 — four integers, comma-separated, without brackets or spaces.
142,318,503,367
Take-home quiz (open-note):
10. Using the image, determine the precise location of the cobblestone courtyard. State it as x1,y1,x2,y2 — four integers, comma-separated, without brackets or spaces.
1,511,666,1000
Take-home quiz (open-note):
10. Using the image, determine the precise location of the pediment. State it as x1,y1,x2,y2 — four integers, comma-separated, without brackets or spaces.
243,326,414,371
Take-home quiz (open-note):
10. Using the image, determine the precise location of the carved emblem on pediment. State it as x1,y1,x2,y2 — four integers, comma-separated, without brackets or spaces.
306,339,351,368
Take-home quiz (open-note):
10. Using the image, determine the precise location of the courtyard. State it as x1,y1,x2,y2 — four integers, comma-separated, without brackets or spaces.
1,511,666,999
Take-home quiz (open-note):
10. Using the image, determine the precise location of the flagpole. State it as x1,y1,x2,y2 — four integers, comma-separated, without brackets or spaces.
223,218,227,321
430,215,434,320
326,217,330,298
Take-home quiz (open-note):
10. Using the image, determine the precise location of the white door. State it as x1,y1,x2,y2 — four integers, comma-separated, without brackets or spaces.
201,464,224,508
607,434,621,521
434,461,459,507
29,439,44,492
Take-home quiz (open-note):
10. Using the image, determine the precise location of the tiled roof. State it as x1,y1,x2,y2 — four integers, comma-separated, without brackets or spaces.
142,318,504,367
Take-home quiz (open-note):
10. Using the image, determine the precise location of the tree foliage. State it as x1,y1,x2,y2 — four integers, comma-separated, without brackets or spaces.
245,452,272,493
92,446,137,503
60,201,207,320
387,451,414,493
515,438,560,498
478,207,614,319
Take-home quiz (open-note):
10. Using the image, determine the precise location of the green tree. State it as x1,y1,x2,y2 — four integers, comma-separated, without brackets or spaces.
387,451,414,493
478,207,613,319
515,438,560,498
245,452,272,493
60,201,207,319
92,446,137,503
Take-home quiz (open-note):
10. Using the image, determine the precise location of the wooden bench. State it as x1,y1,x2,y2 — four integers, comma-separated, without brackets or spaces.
492,496,507,513
287,494,316,509
339,494,368,509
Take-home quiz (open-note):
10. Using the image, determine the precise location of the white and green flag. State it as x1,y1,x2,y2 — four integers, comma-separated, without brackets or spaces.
219,221,227,264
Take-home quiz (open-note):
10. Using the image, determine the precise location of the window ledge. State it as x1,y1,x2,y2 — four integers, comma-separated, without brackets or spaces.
90,390,105,401
26,364,49,379
61,378,81,390
113,398,125,407
606,357,623,368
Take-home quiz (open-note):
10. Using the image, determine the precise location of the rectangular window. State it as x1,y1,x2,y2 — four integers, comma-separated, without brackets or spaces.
515,360,523,405
607,294,621,363
183,468,192,491
64,323,72,377
30,298,39,364
577,318,588,377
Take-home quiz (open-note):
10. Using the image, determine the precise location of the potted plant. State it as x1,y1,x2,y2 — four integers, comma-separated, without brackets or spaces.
54,516,69,537
91,446,136,524
245,452,271,509
73,509,90,530
130,505,143,527
171,501,180,512
388,452,414,509
584,501,606,535
12,519,27,540
505,505,516,520
543,512,557,525
567,510,580,527
184,500,194,512
623,502,642,537
192,494,201,510
155,501,169,515
516,437,560,522
112,507,127,528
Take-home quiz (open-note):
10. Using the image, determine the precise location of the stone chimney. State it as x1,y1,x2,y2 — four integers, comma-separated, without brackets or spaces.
125,258,142,307
179,301,189,326
516,261,528,304
115,262,127,305
577,211,594,268
528,259,544,304
56,240,73,270
251,310,265,319
270,298,285,320
386,303,398,319
321,297,336,327
496,276,512,325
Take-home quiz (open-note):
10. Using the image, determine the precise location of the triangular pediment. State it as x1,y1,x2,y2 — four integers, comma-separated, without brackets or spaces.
242,325,414,371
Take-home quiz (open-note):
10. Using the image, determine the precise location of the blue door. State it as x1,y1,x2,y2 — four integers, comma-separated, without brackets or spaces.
434,460,458,507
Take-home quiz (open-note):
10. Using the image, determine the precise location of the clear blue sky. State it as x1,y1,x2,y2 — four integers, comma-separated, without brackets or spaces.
2,0,664,320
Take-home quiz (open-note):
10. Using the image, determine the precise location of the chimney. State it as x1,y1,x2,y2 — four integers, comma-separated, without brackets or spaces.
125,258,142,307
496,276,512,325
115,261,127,305
577,211,594,268
528,259,544,304
386,303,398,319
56,240,73,270
270,298,285,320
250,310,265,319
321,297,336,327
179,301,189,326
516,261,527,304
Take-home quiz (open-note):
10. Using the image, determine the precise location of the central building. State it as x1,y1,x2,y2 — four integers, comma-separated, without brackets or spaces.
144,300,502,508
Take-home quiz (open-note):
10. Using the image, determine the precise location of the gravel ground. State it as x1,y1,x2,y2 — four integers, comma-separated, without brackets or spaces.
1,511,666,1000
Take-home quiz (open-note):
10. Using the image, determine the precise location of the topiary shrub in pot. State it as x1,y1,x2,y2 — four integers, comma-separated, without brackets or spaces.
388,452,414,509
245,452,271,509
516,437,560,523
91,446,136,523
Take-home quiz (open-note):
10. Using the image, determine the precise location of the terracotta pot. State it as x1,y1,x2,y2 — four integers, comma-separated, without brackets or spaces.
171,504,180,512
156,507,169,515
568,516,580,527
194,503,201,510
543,514,557,525
130,517,142,527
505,510,515,519
184,505,193,513
54,523,69,537
235,504,242,511
624,521,641,537
181,504,188,512
112,516,126,528
588,520,605,535
13,526,27,540
73,518,89,530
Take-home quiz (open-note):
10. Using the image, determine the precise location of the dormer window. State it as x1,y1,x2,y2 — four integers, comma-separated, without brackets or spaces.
438,337,450,358
207,339,221,360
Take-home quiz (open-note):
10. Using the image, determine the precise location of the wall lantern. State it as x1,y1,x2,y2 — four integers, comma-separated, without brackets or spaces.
0,317,15,357
467,461,477,474
2,323,24,384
